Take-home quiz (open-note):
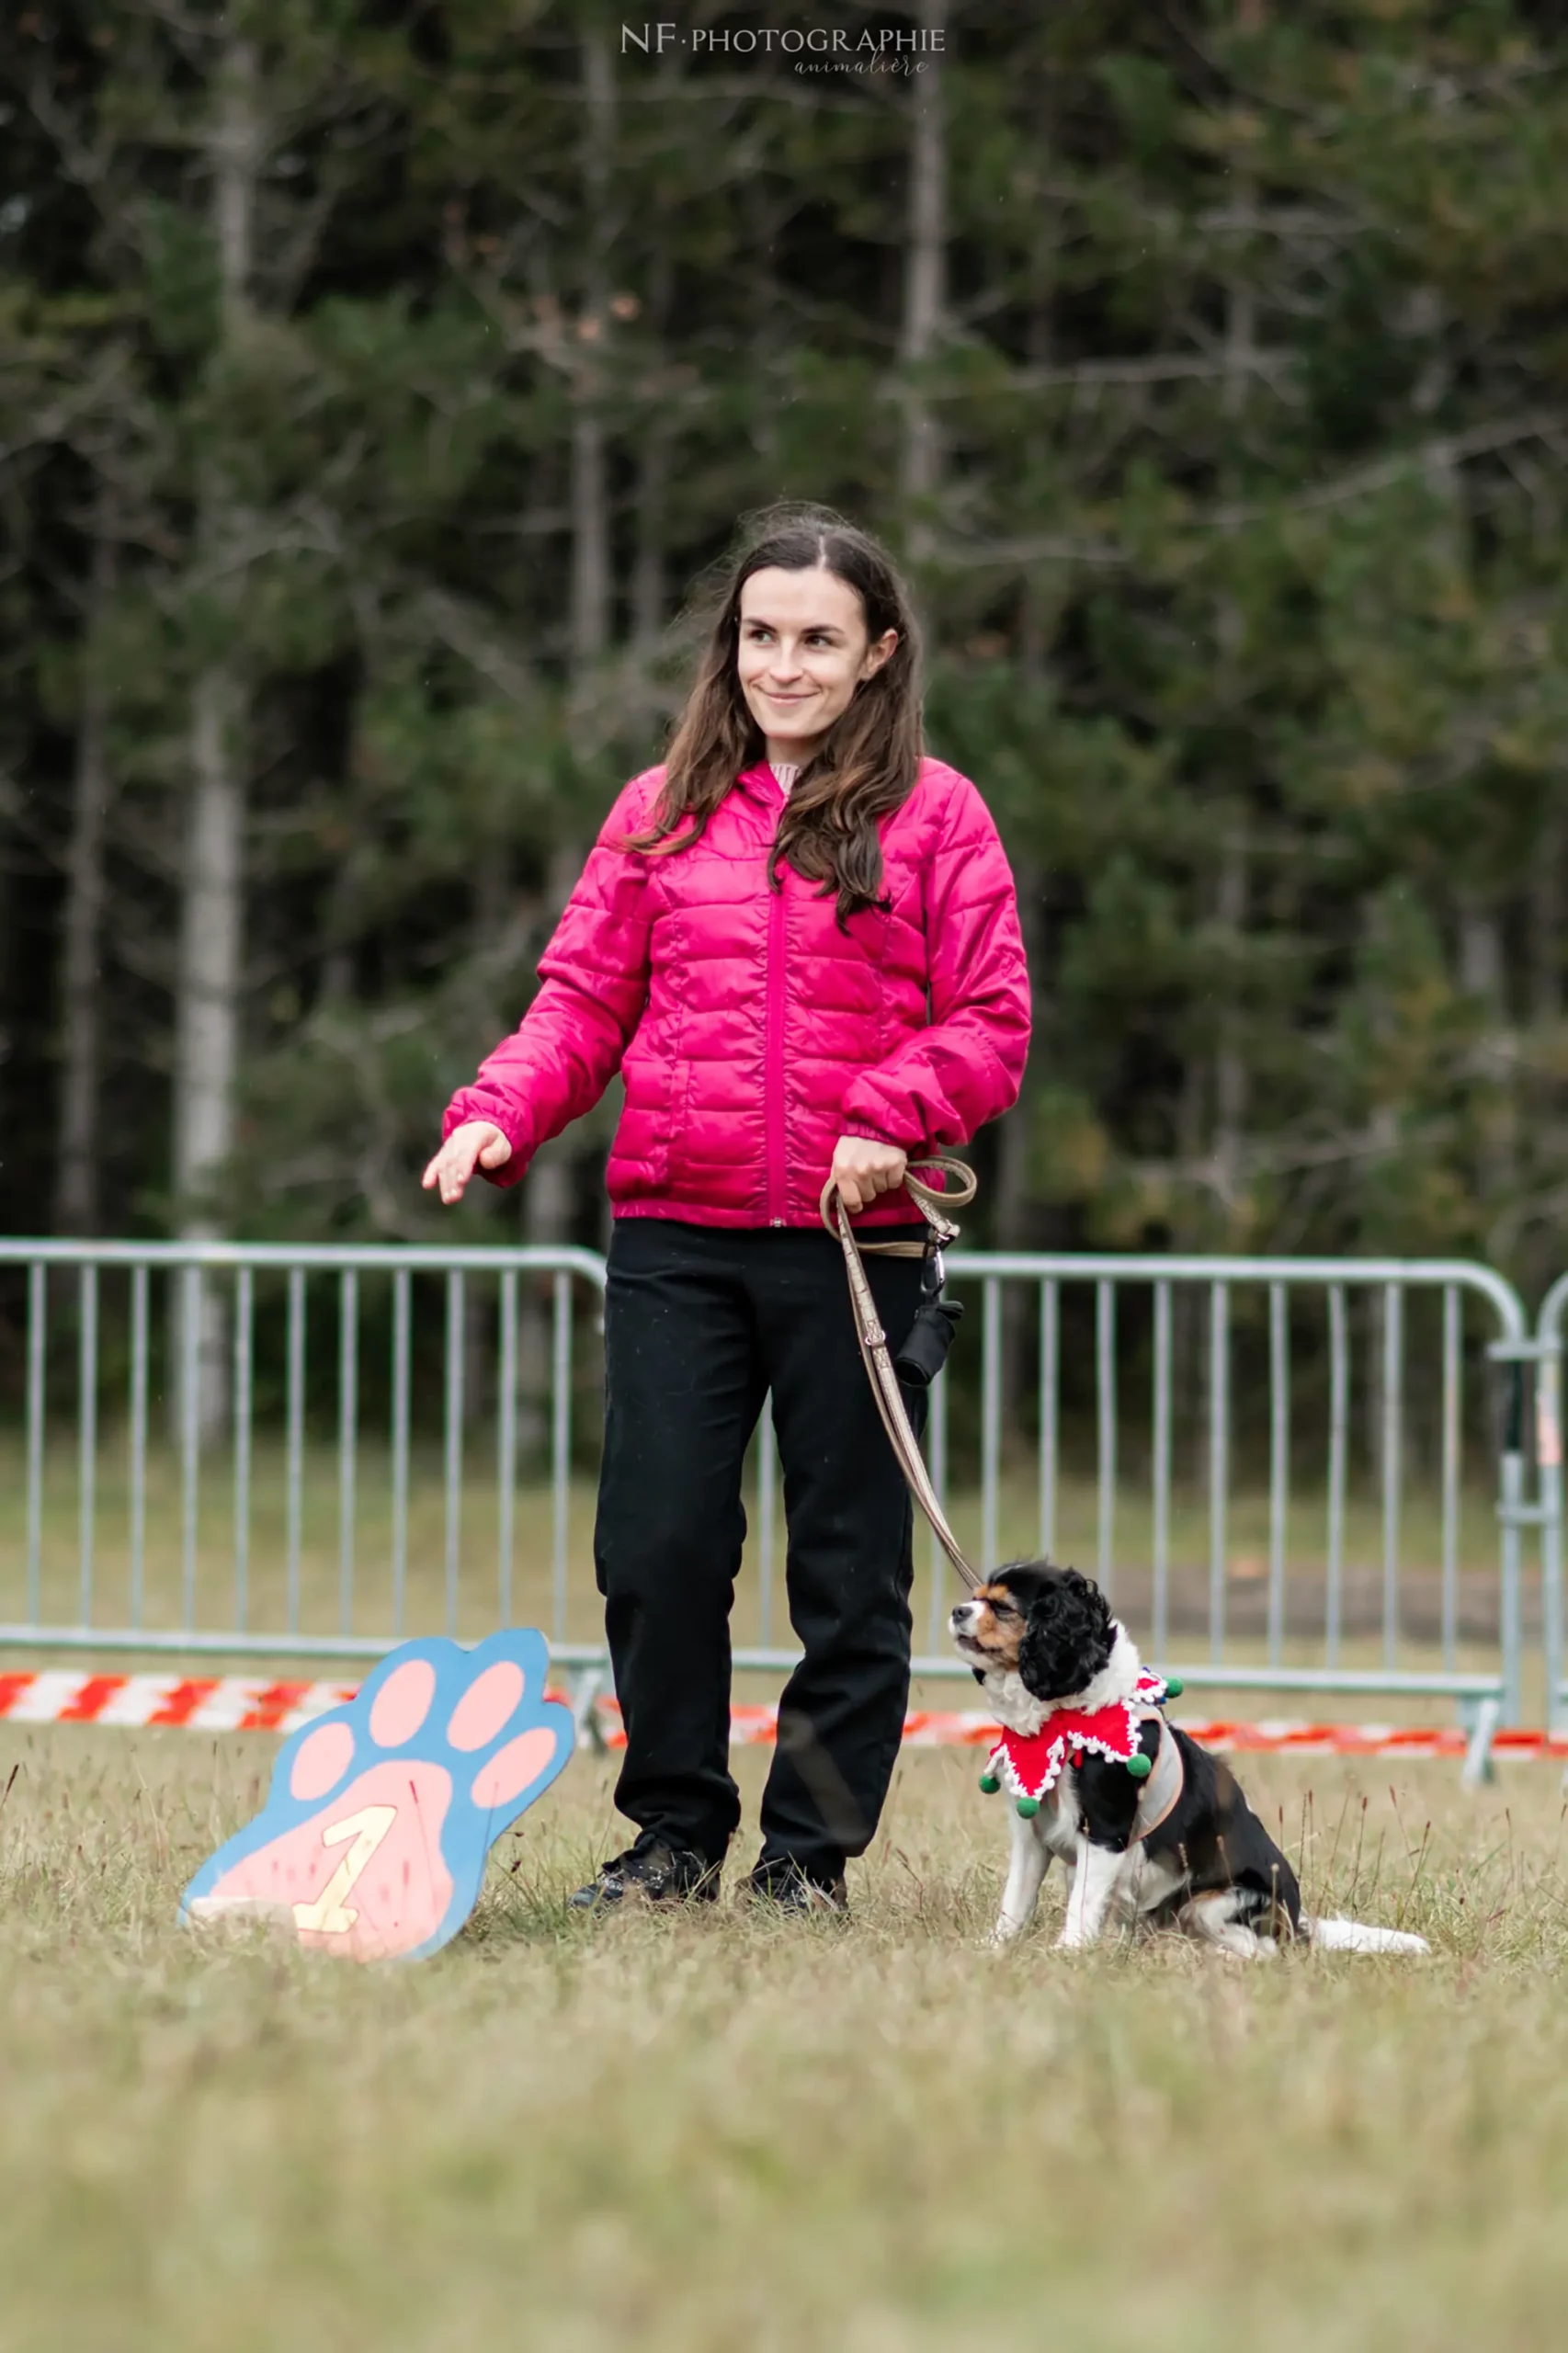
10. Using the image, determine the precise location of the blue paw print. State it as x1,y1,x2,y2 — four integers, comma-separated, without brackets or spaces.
181,1629,574,1961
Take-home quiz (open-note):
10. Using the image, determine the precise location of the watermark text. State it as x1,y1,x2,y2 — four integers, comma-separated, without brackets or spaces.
621,22,946,73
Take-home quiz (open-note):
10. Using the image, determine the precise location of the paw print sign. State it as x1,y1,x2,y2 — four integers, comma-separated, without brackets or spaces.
180,1630,574,1961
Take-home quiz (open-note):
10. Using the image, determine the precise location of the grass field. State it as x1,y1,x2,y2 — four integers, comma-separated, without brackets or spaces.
3,1726,1567,2352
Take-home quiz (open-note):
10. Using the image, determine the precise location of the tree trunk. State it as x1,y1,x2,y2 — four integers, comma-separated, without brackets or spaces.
899,0,947,566
1460,895,1517,1204
518,36,617,1461
1172,1057,1207,1464
1210,42,1256,1234
1460,902,1504,1005
994,862,1042,1426
1002,196,1056,1415
516,851,588,1458
176,670,244,1213
54,496,117,1235
1017,148,1058,680
570,409,608,676
173,662,244,1434
459,855,514,1428
631,430,667,652
631,244,673,653
1528,813,1562,1029
569,27,614,680
173,27,260,1438
1211,823,1249,1217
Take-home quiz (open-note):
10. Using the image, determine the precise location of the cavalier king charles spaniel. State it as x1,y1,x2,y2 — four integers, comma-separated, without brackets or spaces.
951,1560,1428,1960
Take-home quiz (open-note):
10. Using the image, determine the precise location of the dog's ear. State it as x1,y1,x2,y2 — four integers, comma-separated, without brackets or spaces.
1017,1569,1115,1700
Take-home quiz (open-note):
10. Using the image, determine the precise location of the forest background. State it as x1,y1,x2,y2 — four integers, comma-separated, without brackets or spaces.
3,0,1567,1341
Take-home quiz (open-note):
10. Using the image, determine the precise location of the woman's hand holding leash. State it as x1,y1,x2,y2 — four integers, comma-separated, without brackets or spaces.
829,1133,907,1212
423,1120,512,1204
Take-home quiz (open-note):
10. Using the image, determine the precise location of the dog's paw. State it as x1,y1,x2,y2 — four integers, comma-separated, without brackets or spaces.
180,1631,573,1961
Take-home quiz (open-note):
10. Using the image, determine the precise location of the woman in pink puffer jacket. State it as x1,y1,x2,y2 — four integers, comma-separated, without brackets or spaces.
426,506,1029,1915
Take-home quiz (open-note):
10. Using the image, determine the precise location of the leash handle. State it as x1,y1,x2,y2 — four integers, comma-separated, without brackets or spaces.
901,1154,978,1241
816,1154,978,1247
820,1154,983,1594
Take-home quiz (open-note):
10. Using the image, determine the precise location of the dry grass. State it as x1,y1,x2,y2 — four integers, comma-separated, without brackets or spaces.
3,1726,1568,2352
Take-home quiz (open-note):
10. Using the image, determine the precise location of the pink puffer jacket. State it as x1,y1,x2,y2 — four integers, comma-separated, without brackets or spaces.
443,756,1030,1228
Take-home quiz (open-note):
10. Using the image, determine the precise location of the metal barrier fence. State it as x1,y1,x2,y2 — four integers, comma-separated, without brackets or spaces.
0,1238,1540,1773
748,1253,1530,1775
0,1240,608,1665
1530,1273,1568,1733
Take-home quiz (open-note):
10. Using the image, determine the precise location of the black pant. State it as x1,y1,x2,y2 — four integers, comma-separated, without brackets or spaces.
594,1218,928,1884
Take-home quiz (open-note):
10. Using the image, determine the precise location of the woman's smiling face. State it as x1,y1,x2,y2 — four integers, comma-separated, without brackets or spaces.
736,564,897,761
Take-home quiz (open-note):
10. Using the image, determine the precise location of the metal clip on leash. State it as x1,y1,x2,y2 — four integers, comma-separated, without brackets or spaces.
820,1154,983,1594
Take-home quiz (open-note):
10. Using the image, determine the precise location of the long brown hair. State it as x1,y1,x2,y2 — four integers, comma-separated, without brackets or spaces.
629,503,924,922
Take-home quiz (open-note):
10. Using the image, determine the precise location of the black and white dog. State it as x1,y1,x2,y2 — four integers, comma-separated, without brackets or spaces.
951,1560,1429,1959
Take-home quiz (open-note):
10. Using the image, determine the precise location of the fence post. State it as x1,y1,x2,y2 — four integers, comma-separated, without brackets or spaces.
1534,1279,1568,1734
1488,1341,1536,1732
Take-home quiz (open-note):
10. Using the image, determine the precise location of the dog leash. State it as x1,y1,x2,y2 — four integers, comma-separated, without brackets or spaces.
820,1154,983,1593
828,1166,1187,1815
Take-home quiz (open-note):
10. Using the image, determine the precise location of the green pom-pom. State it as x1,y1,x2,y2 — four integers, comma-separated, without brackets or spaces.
1016,1796,1040,1818
1164,1675,1184,1699
1126,1752,1153,1780
978,1770,1000,1795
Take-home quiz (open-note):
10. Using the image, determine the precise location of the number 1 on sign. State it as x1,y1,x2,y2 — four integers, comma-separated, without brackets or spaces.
292,1804,398,1936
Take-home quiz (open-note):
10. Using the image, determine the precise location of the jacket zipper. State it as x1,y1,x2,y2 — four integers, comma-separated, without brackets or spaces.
765,869,788,1224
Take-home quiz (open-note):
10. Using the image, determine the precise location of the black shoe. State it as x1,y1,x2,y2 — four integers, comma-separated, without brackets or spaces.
744,1859,849,1916
569,1834,720,1912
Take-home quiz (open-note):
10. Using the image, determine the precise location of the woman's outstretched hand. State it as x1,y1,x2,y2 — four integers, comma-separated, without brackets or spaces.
423,1121,513,1204
829,1133,908,1214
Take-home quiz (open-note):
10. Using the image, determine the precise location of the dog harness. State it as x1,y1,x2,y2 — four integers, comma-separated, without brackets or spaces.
981,1670,1186,1840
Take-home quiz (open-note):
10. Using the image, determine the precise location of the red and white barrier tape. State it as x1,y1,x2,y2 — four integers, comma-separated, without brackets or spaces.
0,1669,1565,1759
0,1670,360,1734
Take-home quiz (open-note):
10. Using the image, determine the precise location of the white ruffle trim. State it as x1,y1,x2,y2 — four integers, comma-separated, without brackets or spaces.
988,1674,1168,1802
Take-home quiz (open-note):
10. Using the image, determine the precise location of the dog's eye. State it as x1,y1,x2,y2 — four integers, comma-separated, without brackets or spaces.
988,1601,1015,1620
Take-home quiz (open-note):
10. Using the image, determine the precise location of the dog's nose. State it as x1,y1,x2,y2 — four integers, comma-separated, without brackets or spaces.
949,1602,977,1631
